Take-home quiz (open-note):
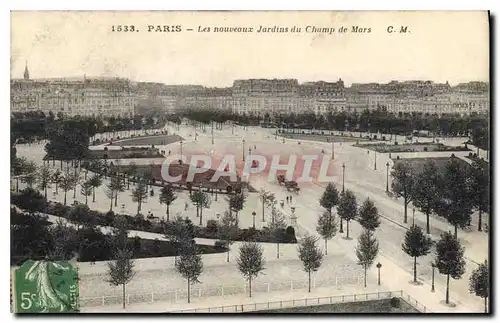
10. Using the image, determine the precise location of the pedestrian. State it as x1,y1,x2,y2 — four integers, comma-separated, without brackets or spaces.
185,202,188,211
286,196,289,204
289,195,293,203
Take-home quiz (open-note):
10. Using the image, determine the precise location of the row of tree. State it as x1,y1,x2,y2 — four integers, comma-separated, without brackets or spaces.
391,157,489,235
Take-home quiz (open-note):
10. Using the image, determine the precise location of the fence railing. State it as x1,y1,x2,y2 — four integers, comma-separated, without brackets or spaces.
170,290,431,313
80,274,363,308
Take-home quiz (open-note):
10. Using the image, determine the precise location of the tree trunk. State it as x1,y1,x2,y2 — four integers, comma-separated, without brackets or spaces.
92,188,96,202
403,199,408,223
115,192,118,207
277,242,280,259
478,209,483,232
249,277,252,297
110,196,113,211
308,270,311,292
138,200,142,213
199,206,203,226
16,178,19,192
339,218,344,233
55,182,58,194
187,278,191,303
262,197,265,221
64,190,67,205
325,238,328,255
346,220,350,239
166,204,170,221
426,210,430,234
73,186,77,199
85,194,88,205
44,187,47,200
413,256,417,283
454,225,458,239
226,248,230,262
196,205,199,217
60,160,62,170
364,266,367,287
445,274,450,304
122,283,126,309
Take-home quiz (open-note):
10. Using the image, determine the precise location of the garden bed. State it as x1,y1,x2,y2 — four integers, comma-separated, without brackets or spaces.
392,156,471,174
88,147,164,159
356,142,470,153
108,134,184,147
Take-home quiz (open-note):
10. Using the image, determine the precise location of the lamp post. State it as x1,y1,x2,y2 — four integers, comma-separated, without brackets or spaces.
252,211,256,229
211,121,214,145
385,162,390,193
242,139,246,161
431,262,436,292
232,124,234,135
331,140,335,160
374,150,377,170
290,206,297,227
180,141,183,164
376,263,382,285
342,163,346,193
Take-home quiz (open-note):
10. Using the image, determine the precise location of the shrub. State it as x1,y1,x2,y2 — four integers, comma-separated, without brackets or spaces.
206,220,218,234
423,147,428,152
394,141,398,145
390,297,401,308
214,240,228,250
468,152,473,157
104,146,108,151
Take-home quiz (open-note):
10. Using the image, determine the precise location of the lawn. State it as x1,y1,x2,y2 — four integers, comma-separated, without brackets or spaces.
358,143,470,153
392,157,471,174
88,147,164,159
279,133,368,143
109,134,184,147
254,298,420,313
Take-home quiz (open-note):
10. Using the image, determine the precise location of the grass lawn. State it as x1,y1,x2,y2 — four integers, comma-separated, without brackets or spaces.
109,134,184,147
357,143,470,153
88,148,164,159
392,157,471,174
254,298,420,313
280,133,368,143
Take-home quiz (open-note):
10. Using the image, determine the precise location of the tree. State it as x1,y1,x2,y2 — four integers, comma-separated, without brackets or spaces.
412,161,441,234
269,208,287,259
131,180,148,214
258,189,274,222
229,192,246,226
107,248,135,309
319,183,340,215
88,174,102,203
22,160,38,188
391,161,416,223
51,168,62,194
105,180,117,212
358,198,381,232
337,190,357,239
469,260,489,313
401,224,433,283
175,242,203,303
434,231,466,305
316,210,337,255
237,242,265,297
80,180,93,205
298,236,323,292
439,158,473,238
59,172,77,205
37,165,52,200
468,161,489,231
159,185,177,221
190,189,211,226
168,217,195,265
111,175,126,207
219,211,238,262
355,228,379,287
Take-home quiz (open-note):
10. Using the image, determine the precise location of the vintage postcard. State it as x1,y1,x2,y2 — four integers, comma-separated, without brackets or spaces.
10,11,490,314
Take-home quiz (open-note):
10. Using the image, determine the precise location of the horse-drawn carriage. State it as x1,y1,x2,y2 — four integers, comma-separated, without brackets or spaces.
277,174,300,193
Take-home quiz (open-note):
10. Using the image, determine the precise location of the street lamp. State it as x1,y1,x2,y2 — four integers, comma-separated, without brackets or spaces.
342,163,346,193
232,124,234,135
431,262,436,292
374,151,377,170
242,139,246,161
179,141,183,164
252,211,256,229
385,162,390,193
412,208,415,225
211,121,214,145
331,140,335,160
376,263,382,285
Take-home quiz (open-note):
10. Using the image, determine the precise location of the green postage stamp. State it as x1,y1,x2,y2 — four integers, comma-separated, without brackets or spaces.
13,260,79,313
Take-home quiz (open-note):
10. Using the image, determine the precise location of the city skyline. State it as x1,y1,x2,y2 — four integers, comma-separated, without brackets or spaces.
11,11,489,87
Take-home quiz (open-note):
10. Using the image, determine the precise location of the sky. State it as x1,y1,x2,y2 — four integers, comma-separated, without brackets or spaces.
10,11,490,87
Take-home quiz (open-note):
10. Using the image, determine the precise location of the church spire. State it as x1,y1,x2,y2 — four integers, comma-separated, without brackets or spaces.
23,61,30,80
